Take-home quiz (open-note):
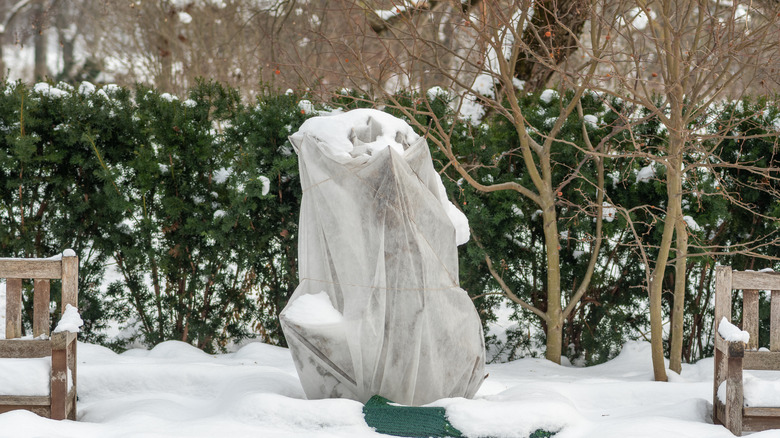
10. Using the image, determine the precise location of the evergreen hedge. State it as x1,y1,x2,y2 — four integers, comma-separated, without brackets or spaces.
1,80,306,351
2,79,779,363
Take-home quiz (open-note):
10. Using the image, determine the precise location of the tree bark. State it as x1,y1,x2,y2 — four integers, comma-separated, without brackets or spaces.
33,0,48,80
670,210,688,373
647,181,675,382
514,0,589,91
56,10,75,80
541,190,563,363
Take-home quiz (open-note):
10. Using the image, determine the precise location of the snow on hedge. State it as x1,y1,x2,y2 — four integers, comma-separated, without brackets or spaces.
540,89,559,104
636,164,655,183
33,83,69,99
683,215,702,232
602,202,617,222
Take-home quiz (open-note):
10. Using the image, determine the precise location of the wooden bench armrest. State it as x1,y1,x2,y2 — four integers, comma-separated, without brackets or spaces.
716,332,746,358
50,332,77,351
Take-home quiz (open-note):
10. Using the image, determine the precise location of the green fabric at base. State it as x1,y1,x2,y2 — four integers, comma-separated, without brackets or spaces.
363,395,464,437
362,395,557,438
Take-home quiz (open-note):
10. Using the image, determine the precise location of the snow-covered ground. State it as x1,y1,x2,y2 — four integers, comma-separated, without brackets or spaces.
1,340,776,437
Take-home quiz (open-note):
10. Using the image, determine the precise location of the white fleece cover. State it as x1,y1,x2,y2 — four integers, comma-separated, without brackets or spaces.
281,109,485,406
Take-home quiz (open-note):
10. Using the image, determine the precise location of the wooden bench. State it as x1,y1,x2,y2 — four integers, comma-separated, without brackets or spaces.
714,266,780,435
0,250,79,420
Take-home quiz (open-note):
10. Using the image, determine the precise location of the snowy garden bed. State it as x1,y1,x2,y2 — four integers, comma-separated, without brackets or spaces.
1,340,778,437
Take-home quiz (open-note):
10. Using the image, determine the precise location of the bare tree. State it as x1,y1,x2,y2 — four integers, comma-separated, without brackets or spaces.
592,0,780,380
281,0,629,364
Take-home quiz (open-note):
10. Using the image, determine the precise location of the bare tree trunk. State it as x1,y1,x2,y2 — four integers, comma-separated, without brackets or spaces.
515,0,589,91
56,9,75,80
0,0,34,77
158,33,172,92
541,190,562,363
647,179,676,382
670,212,688,373
33,0,48,80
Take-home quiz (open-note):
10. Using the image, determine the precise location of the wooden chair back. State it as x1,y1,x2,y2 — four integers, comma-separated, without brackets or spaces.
0,251,79,420
1,252,78,339
714,266,780,435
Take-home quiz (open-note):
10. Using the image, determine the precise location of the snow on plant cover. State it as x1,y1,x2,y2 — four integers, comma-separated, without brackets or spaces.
293,108,418,157
284,291,343,326
293,108,470,244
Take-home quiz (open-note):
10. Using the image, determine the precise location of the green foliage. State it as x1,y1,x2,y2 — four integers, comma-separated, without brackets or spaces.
0,81,132,342
3,78,779,364
427,88,780,365
0,80,308,352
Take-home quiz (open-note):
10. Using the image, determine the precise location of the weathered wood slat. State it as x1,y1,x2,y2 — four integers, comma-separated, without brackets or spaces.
743,415,780,432
0,396,50,406
714,348,726,424
0,259,62,279
68,335,78,391
0,339,51,358
715,335,746,358
744,407,780,417
743,290,759,350
725,355,744,435
66,386,77,420
715,267,733,330
51,331,76,350
715,399,725,426
60,254,78,314
50,344,68,420
743,351,780,370
772,291,780,351
715,336,728,355
33,279,51,338
732,270,780,291
5,278,22,339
